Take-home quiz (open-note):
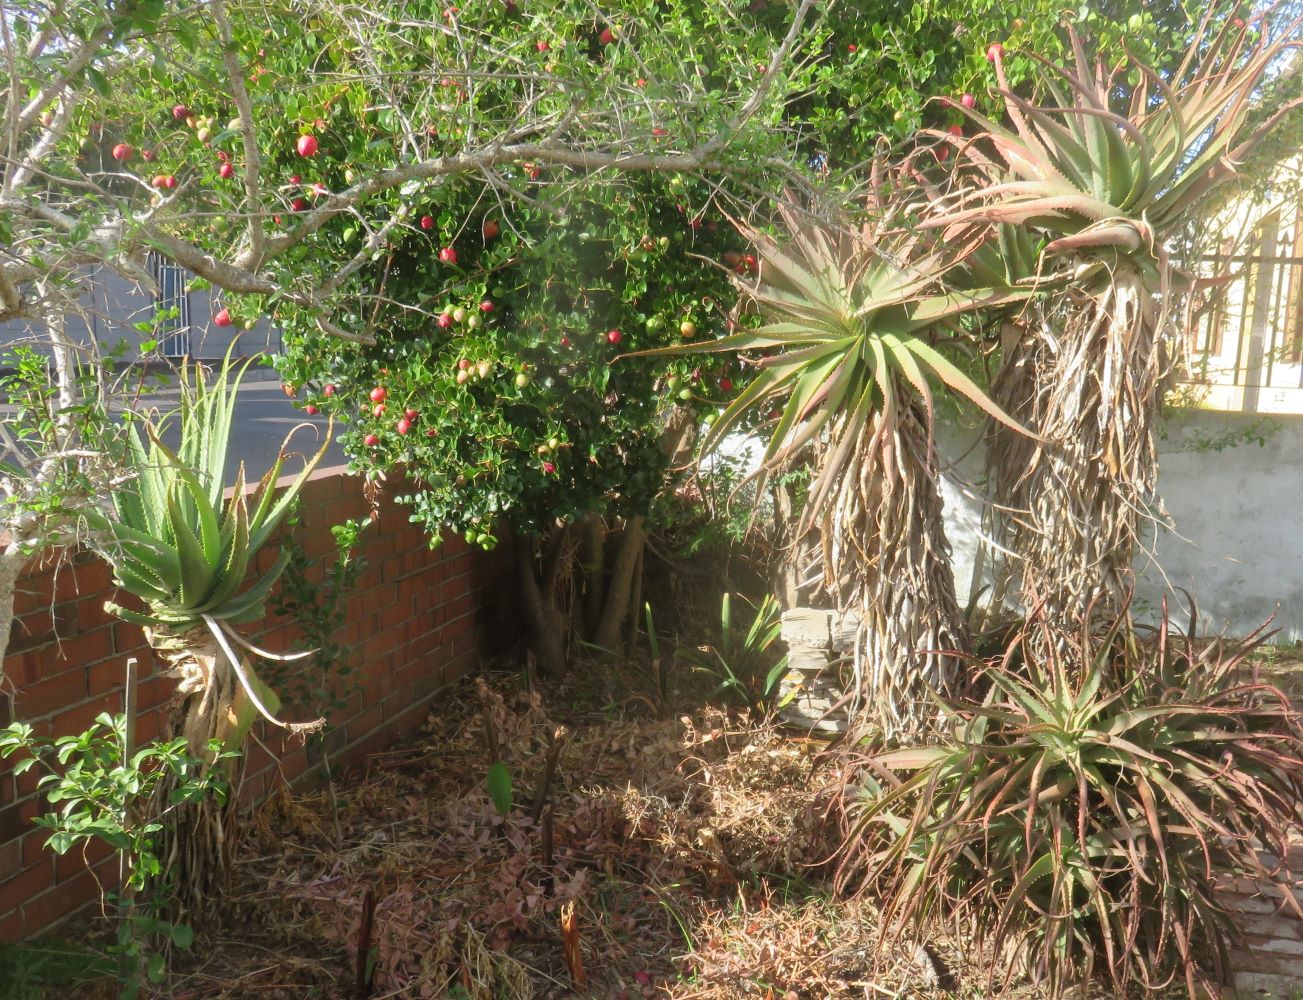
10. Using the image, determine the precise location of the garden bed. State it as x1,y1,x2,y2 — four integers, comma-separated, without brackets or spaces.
52,667,1151,999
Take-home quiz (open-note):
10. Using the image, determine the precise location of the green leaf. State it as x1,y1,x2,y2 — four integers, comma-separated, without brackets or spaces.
487,761,513,817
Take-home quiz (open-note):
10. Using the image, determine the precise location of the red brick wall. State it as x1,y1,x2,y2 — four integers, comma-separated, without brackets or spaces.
0,467,517,942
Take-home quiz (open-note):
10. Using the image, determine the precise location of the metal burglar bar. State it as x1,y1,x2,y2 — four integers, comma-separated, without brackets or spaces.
1182,212,1303,413
149,252,191,358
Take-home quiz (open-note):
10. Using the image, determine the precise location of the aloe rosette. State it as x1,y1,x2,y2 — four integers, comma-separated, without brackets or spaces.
922,8,1303,619
646,200,1032,736
85,354,329,752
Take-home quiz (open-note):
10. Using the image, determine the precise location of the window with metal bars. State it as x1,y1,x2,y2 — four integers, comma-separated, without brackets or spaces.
149,253,191,358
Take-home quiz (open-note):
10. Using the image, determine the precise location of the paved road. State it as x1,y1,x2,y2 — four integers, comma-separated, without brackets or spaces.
141,377,348,483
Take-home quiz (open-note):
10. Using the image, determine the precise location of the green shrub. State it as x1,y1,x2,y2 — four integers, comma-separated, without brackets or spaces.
836,599,1303,997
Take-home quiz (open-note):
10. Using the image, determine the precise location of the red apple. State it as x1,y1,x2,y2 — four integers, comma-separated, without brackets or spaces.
606,329,623,345
960,93,977,108
719,377,733,392
542,461,556,474
599,27,616,45
439,246,458,264
636,77,647,87
482,218,500,239
111,143,133,161
364,433,380,447
986,42,1004,62
458,359,471,370
369,385,387,403
847,44,858,53
151,175,168,188
141,149,155,162
438,312,454,329
311,182,328,197
404,408,419,421
289,174,302,185
560,336,572,348
536,40,550,52
480,299,494,312
947,124,964,136
163,175,177,189
396,418,412,435
216,150,229,162
172,104,190,121
291,197,307,211
304,404,319,415
324,383,337,396
219,163,235,179
213,308,233,327
372,403,386,417
420,215,435,230
426,429,437,438
296,134,319,157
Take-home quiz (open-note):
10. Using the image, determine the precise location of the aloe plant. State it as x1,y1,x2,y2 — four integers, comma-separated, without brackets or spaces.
86,353,329,754
648,200,1032,737
837,598,1303,997
925,9,1303,620
85,353,331,913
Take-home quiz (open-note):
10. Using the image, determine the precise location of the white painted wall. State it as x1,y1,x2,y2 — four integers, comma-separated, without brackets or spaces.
938,410,1303,642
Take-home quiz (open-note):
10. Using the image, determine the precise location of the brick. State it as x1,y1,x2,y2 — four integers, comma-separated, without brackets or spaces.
0,836,21,875
23,867,112,937
47,700,109,740
47,630,117,671
0,905,25,943
0,800,40,844
20,831,51,867
0,857,54,912
3,649,47,688
16,672,88,717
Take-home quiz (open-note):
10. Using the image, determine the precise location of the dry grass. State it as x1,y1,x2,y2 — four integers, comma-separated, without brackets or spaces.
51,664,1123,999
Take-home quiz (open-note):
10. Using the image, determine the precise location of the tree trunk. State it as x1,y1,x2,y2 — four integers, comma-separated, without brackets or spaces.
848,408,968,741
591,516,646,655
146,625,239,919
515,534,567,676
577,513,606,639
985,280,1164,624
0,547,25,684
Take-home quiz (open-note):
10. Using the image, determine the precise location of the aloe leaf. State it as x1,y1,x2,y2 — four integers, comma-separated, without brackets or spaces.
210,550,292,622
901,338,1037,439
247,421,331,553
168,483,218,611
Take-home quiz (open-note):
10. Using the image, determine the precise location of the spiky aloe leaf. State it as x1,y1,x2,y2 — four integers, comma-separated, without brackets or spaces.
208,549,292,623
167,480,219,612
247,420,332,553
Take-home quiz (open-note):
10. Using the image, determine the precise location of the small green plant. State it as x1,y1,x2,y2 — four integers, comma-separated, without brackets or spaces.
0,938,116,999
677,593,787,714
486,762,513,817
837,598,1303,997
267,509,370,721
0,714,234,997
